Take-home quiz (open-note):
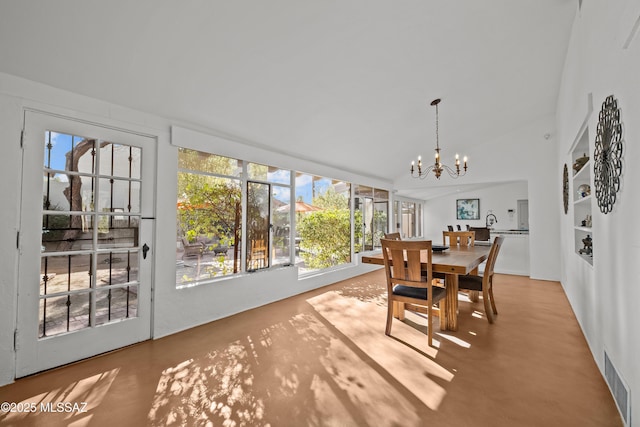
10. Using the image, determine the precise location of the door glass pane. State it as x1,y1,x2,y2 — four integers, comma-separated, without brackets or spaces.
363,197,373,250
373,201,388,249
272,185,290,267
393,200,400,235
99,144,141,179
42,213,94,253
95,286,138,326
354,197,364,253
354,185,373,253
373,188,389,249
247,182,270,271
39,292,91,338
97,178,141,214
402,202,416,238
96,250,138,287
44,132,96,175
96,215,139,249
39,130,142,338
40,254,92,295
44,175,95,213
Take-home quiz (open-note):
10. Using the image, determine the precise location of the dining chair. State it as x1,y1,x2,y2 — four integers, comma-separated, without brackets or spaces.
442,230,475,247
458,236,505,323
384,232,442,284
435,231,477,283
381,238,446,347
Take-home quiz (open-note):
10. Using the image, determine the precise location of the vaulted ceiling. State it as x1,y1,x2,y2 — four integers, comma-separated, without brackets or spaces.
0,0,576,199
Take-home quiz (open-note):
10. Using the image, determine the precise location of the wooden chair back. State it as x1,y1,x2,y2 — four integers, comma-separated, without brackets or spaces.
483,236,505,283
443,230,475,247
382,238,432,285
384,232,402,240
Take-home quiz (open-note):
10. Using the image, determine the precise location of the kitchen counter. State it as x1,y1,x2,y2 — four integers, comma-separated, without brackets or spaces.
477,230,530,276
490,229,529,235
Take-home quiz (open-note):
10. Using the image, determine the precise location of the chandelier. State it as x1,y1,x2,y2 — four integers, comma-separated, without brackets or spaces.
410,98,468,179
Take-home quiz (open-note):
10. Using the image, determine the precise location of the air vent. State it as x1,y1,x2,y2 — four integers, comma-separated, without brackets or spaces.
604,351,631,425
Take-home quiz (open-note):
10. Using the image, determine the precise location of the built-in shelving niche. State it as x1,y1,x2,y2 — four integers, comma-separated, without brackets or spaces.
571,124,593,265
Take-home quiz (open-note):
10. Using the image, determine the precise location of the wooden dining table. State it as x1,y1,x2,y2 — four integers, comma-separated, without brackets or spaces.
361,244,490,331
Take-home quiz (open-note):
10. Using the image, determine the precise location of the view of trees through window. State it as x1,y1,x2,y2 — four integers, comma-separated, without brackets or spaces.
294,174,352,273
246,163,291,270
176,148,395,286
177,150,242,284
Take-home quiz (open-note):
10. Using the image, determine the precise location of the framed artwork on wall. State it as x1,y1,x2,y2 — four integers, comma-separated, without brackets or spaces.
456,198,480,220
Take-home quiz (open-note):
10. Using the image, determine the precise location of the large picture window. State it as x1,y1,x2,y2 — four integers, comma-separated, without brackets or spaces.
176,150,242,285
294,174,351,275
176,146,387,285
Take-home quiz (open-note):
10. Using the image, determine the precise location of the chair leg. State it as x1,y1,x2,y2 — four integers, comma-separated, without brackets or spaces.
386,300,394,335
427,304,433,347
488,285,498,315
395,302,405,320
483,289,494,324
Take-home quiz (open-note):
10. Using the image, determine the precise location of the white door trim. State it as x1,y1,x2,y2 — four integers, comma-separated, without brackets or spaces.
16,110,157,377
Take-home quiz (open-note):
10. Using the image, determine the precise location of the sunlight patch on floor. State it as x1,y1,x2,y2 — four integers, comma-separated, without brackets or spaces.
147,343,267,426
436,333,471,348
307,291,453,415
0,368,118,426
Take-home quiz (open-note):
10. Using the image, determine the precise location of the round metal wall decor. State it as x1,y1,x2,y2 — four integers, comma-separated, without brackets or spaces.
594,95,623,214
562,163,569,214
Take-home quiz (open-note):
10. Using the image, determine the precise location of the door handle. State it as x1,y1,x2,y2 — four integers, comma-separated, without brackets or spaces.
142,243,150,259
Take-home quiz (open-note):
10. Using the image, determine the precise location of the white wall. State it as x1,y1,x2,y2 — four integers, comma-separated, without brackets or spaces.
557,1,640,424
423,181,530,276
414,112,562,282
423,180,528,241
0,72,381,386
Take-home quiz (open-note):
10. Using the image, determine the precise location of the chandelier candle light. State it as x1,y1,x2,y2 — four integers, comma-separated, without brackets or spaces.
410,98,468,179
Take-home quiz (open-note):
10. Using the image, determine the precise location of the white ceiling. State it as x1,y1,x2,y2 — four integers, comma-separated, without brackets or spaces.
0,0,576,199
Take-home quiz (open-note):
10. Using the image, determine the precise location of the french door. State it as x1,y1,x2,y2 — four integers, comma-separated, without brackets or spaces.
246,181,271,271
16,111,156,377
357,196,374,251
